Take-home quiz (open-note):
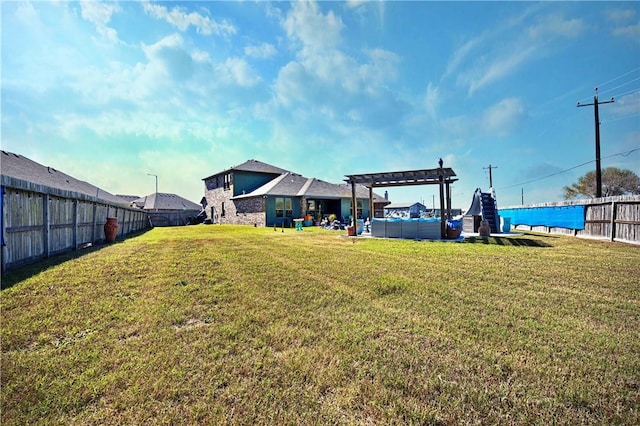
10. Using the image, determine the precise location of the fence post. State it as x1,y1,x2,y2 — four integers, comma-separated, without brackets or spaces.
92,202,97,243
43,194,50,259
1,186,6,273
73,199,78,250
610,201,617,242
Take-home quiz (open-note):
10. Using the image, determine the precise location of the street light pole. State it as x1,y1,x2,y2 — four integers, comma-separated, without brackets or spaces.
147,173,158,211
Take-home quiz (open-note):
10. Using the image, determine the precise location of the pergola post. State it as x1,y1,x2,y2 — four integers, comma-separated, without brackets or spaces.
351,181,358,236
439,173,446,239
445,182,452,220
344,166,458,240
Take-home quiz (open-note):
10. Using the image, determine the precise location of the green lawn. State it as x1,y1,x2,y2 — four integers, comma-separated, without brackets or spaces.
2,226,639,425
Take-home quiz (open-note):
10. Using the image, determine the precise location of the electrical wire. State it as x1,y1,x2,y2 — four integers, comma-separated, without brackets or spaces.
598,77,640,98
576,67,640,104
499,148,640,190
608,87,640,100
602,113,640,125
596,66,640,90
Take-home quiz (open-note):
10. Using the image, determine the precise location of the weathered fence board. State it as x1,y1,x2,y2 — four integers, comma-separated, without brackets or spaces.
502,195,640,244
2,179,150,272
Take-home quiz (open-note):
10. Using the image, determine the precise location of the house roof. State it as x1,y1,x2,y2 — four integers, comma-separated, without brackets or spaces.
0,150,129,205
231,172,387,202
116,194,141,203
202,159,290,180
131,193,202,211
385,202,427,209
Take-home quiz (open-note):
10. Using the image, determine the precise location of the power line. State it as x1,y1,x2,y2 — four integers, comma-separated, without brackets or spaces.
602,113,640,125
499,148,640,190
608,87,640,100
598,76,640,98
576,66,640,104
500,160,593,190
596,66,640,89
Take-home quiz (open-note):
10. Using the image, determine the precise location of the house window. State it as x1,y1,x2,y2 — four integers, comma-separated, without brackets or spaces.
223,173,231,190
221,202,225,217
275,198,284,218
275,197,293,218
284,198,293,218
350,200,363,218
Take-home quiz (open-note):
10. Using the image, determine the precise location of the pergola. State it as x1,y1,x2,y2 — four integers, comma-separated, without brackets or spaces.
345,166,458,238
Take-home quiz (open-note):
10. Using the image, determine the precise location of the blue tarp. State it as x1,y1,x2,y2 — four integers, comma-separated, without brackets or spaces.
499,205,586,230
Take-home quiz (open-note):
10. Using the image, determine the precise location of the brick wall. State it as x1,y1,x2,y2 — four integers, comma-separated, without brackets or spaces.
203,181,266,226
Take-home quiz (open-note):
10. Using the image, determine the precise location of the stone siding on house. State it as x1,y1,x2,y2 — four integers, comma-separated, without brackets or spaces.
203,182,266,226
204,185,234,223
234,197,266,226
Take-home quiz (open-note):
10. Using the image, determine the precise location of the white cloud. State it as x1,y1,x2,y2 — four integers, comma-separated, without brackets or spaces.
14,1,39,26
244,42,277,59
263,0,410,156
217,57,262,87
482,97,526,136
283,1,344,51
607,9,636,23
359,48,400,89
443,36,483,80
611,91,640,116
527,14,586,39
141,33,195,81
612,22,640,42
142,0,236,36
447,12,587,96
346,0,368,8
436,97,526,140
424,82,440,119
80,0,120,43
464,45,537,96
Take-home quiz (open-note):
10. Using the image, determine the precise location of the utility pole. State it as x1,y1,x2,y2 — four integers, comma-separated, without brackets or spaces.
484,164,497,188
577,88,614,198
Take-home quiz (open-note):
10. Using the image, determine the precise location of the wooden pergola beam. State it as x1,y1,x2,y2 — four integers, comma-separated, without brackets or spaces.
345,166,458,238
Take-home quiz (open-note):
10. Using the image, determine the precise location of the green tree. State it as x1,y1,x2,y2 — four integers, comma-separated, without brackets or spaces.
563,167,640,199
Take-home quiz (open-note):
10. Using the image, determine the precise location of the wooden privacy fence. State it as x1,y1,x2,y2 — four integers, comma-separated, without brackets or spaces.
500,195,640,245
1,177,150,272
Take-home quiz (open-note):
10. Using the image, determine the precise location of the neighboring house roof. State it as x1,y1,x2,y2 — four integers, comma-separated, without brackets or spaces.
132,192,202,211
385,202,427,209
116,194,141,203
202,159,290,180
1,150,128,206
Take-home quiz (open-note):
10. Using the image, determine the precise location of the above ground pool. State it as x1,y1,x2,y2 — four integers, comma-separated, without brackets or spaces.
371,217,443,239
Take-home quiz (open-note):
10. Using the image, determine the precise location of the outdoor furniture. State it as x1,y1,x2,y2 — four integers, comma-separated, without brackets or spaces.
294,218,304,231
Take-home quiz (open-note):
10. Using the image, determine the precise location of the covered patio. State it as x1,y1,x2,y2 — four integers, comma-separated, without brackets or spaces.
345,165,458,239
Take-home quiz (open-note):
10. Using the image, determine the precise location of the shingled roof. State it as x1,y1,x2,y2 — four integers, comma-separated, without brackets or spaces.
131,193,202,211
1,150,128,205
231,172,387,202
203,159,289,180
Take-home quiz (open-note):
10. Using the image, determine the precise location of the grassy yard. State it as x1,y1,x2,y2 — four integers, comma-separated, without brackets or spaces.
2,225,639,425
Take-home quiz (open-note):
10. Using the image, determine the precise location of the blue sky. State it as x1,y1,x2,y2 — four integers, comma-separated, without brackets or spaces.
2,1,639,208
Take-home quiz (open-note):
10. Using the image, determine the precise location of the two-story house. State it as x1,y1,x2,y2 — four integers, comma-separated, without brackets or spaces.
202,159,389,227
